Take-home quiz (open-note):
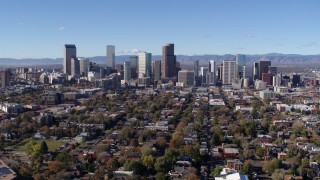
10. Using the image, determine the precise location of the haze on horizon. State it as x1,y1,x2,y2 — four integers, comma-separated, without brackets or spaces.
0,0,319,59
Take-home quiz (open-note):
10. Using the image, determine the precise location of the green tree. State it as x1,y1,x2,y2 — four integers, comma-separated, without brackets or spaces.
211,166,223,177
40,141,48,154
155,156,172,173
30,143,43,172
142,155,155,171
263,158,282,175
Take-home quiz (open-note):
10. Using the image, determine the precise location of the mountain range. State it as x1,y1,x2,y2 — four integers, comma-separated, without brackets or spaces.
0,53,319,67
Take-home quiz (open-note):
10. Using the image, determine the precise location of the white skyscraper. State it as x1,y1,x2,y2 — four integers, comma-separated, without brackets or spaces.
106,45,115,69
222,60,236,85
236,54,246,78
123,61,131,82
138,52,152,78
208,60,216,85
79,57,90,75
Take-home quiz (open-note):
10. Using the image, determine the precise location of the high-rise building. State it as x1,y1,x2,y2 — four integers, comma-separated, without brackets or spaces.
178,70,194,87
123,61,131,82
79,58,90,76
208,60,216,85
268,66,278,76
129,55,138,79
222,60,236,85
262,73,272,85
243,65,253,80
161,43,176,79
292,74,300,87
153,60,161,81
218,63,223,80
200,67,208,84
0,69,10,88
253,62,260,80
194,60,199,77
259,60,271,80
63,44,77,75
138,52,152,78
236,54,246,78
71,58,80,76
106,45,115,69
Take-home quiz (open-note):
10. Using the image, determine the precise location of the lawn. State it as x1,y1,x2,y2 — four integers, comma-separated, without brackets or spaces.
13,138,65,153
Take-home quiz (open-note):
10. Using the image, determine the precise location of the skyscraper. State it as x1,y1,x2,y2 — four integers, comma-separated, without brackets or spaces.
200,67,208,84
138,52,152,78
153,60,161,81
253,62,260,80
208,60,216,85
71,58,80,76
63,44,77,75
193,60,199,77
129,55,138,79
0,69,10,88
123,61,131,82
259,60,271,80
222,60,236,85
178,71,194,87
79,58,90,76
236,54,246,78
106,45,115,69
161,43,176,79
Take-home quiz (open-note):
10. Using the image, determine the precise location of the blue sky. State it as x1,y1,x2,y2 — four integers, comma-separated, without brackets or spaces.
0,0,319,58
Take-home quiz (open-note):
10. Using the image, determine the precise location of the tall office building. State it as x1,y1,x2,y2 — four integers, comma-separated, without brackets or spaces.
123,61,131,82
106,45,115,69
161,43,176,79
71,58,80,76
236,54,246,78
153,60,161,81
0,69,10,88
63,44,77,75
207,60,216,85
79,58,90,76
253,62,260,80
193,60,199,77
178,71,194,87
200,67,208,84
268,66,278,76
259,60,271,80
243,65,253,80
218,63,223,80
129,55,138,79
138,52,152,78
222,60,236,85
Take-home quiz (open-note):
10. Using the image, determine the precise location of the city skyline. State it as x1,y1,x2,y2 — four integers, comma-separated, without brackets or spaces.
0,0,319,58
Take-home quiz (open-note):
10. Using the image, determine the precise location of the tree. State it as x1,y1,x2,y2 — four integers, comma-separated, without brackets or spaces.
263,159,282,175
30,143,43,172
142,155,155,171
156,172,168,180
241,160,253,175
210,166,223,177
40,141,48,154
155,156,172,173
56,150,72,170
271,169,285,180
47,161,63,174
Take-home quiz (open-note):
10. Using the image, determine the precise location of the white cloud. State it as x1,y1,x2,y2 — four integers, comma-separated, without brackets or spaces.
57,26,65,31
117,48,140,55
241,34,256,38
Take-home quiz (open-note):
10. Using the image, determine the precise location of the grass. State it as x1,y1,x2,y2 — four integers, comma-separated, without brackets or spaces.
13,138,65,153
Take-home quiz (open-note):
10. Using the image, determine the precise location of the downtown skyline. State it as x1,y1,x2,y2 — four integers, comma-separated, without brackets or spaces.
0,0,320,58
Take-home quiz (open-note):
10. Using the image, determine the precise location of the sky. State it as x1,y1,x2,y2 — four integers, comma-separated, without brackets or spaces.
0,0,319,58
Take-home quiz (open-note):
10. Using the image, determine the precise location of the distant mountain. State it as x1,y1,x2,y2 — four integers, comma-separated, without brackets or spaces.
1,54,320,67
